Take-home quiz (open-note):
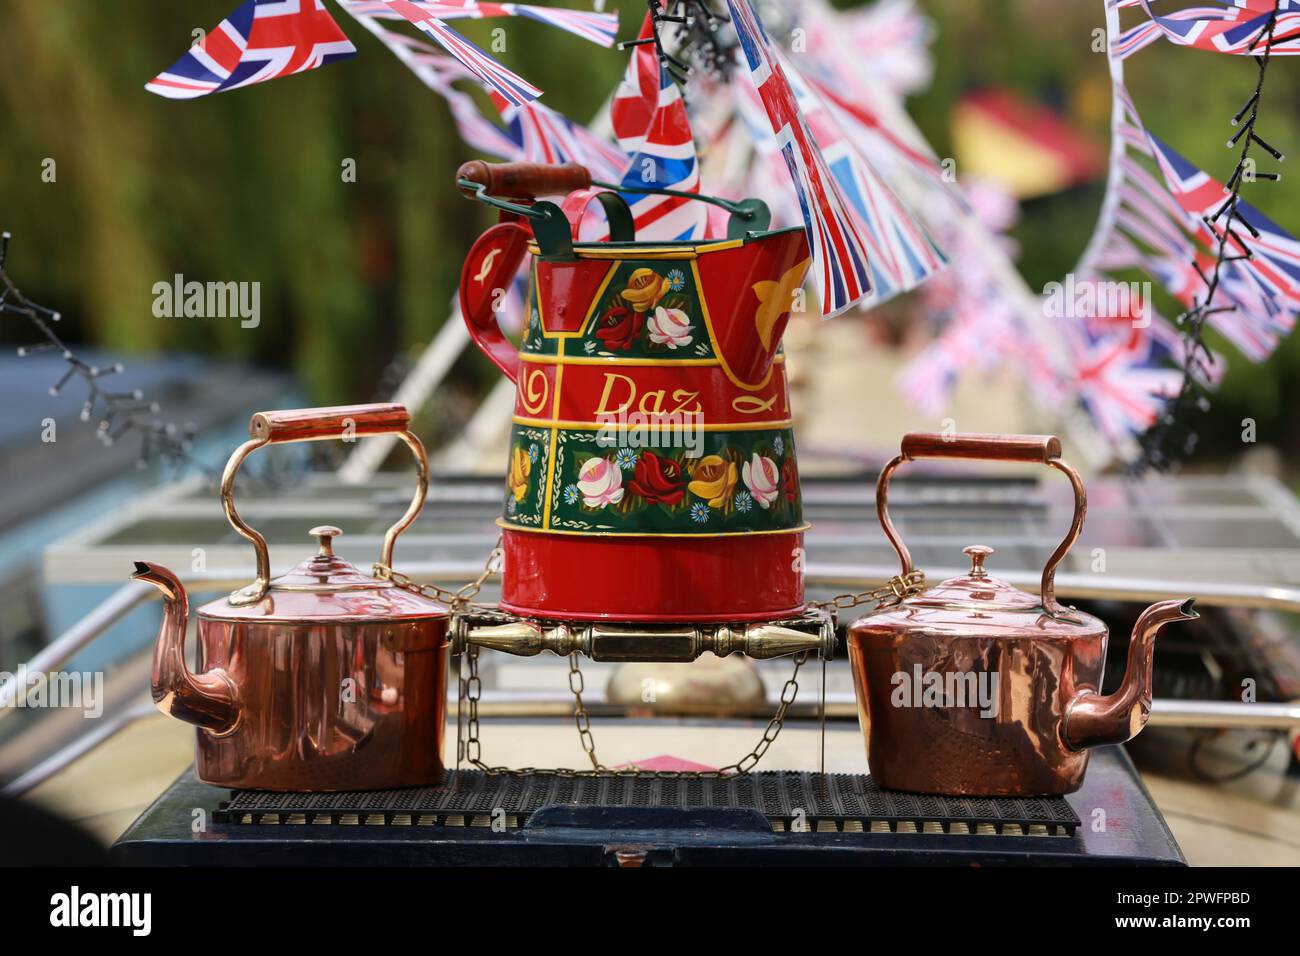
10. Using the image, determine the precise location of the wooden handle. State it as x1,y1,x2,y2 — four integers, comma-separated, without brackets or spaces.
878,432,1085,619
249,403,411,444
457,160,592,199
900,432,1061,464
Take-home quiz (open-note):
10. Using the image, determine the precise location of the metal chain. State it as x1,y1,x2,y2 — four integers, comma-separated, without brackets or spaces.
462,640,809,779
814,569,927,613
372,534,503,609
457,570,926,779
381,537,925,779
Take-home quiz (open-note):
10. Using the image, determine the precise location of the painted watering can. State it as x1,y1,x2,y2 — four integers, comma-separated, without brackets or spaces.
457,161,812,622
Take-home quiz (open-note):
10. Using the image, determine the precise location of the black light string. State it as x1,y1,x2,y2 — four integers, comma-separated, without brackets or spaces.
619,0,734,87
0,234,361,488
1133,4,1284,474
0,230,208,474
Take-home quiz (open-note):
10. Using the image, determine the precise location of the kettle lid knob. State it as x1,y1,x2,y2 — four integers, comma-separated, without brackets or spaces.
963,545,994,579
309,525,343,558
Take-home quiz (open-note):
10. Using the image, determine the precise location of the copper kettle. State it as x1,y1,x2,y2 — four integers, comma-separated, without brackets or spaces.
847,433,1197,796
132,404,450,792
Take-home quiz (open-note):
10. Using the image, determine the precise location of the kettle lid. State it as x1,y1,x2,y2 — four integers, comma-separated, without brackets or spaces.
906,546,1043,612
269,526,382,590
200,527,448,622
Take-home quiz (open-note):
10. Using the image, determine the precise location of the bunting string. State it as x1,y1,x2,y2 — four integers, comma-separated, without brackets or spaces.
1134,1,1286,470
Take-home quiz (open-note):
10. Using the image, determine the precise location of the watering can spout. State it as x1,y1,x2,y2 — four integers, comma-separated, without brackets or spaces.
1064,598,1198,750
132,561,239,735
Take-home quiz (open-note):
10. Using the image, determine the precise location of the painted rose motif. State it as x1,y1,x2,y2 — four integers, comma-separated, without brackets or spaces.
648,306,693,349
620,268,670,312
688,455,738,508
627,451,687,505
507,446,531,503
742,453,780,509
595,306,643,351
577,456,624,508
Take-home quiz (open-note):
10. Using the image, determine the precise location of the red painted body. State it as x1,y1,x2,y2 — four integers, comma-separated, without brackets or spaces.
500,528,805,622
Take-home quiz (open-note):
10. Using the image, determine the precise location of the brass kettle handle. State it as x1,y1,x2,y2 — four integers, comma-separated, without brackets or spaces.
221,403,429,606
876,433,1086,618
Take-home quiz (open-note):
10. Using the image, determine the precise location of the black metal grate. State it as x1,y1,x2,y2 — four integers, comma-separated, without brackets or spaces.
217,772,1079,836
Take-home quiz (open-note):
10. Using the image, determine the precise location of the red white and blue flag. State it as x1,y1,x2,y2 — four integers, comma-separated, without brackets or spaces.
498,96,629,182
609,18,707,242
146,0,356,99
610,13,661,154
1112,0,1300,58
1111,192,1286,361
342,1,618,47
1145,131,1300,314
1069,326,1185,445
725,0,873,317
783,50,944,305
343,10,522,159
1058,283,1187,446
379,0,541,106
341,1,622,168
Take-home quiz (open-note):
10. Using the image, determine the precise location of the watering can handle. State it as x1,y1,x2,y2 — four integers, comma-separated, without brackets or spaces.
876,433,1087,618
458,221,532,383
457,160,591,199
458,160,635,250
456,163,630,381
221,404,429,606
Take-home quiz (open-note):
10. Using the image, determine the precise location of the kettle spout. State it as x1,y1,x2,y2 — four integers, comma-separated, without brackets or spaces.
132,562,239,735
1064,598,1197,750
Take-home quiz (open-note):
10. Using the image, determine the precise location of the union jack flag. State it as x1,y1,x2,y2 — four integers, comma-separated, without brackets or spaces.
1112,203,1283,361
1071,265,1228,386
728,69,800,218
341,0,622,172
344,10,520,158
779,0,958,216
726,0,873,317
1145,131,1300,313
1154,249,1283,360
379,0,541,106
1113,0,1300,58
783,51,945,305
498,96,629,182
612,34,707,241
146,0,356,99
342,1,618,46
610,13,661,154
1066,319,1185,446
1118,154,1187,226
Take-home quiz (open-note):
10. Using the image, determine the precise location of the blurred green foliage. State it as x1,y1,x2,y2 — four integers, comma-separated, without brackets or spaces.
1,0,1298,464
0,0,645,402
